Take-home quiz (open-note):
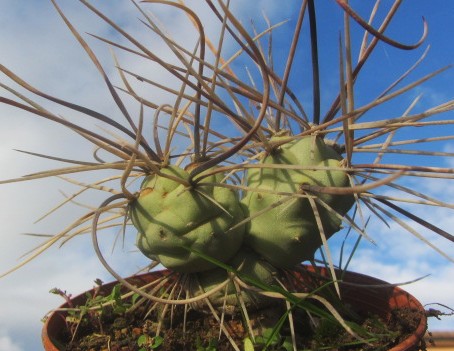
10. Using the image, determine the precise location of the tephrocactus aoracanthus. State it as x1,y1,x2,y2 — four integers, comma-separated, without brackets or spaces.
242,135,354,268
130,165,246,273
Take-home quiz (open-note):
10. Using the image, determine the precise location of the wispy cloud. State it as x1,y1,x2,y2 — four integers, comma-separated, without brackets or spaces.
0,331,23,351
0,3,297,350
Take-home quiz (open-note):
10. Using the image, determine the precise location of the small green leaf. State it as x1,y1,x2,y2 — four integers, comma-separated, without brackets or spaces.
132,293,140,305
243,337,254,351
137,334,148,346
151,335,164,349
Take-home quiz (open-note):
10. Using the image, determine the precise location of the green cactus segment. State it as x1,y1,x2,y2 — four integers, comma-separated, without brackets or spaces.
130,166,246,273
191,248,277,313
242,135,354,268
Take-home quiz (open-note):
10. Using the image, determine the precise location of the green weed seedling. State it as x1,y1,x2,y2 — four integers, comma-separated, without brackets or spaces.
252,328,293,351
49,279,139,342
195,336,218,351
137,334,164,351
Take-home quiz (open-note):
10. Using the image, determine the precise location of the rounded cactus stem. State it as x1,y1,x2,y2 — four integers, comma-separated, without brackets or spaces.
190,248,277,314
130,165,246,273
243,135,354,268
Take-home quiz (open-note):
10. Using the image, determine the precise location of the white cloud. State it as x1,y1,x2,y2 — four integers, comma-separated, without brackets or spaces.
0,3,297,350
322,172,454,332
348,250,454,331
0,333,22,351
336,187,454,330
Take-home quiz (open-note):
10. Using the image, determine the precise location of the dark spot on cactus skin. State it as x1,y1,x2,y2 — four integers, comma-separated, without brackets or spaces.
268,144,284,156
159,229,167,239
299,183,310,192
140,187,153,196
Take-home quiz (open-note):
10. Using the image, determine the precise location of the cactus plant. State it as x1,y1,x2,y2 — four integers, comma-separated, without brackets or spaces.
1,0,453,350
243,135,355,268
130,165,246,272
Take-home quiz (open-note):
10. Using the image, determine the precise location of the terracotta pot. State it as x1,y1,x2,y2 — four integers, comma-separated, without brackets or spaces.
42,270,171,351
42,266,427,350
292,266,427,351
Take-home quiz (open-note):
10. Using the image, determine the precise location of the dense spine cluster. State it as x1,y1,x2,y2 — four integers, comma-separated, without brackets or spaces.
130,135,354,273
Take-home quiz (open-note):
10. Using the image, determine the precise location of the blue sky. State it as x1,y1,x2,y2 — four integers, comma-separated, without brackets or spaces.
0,1,453,350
